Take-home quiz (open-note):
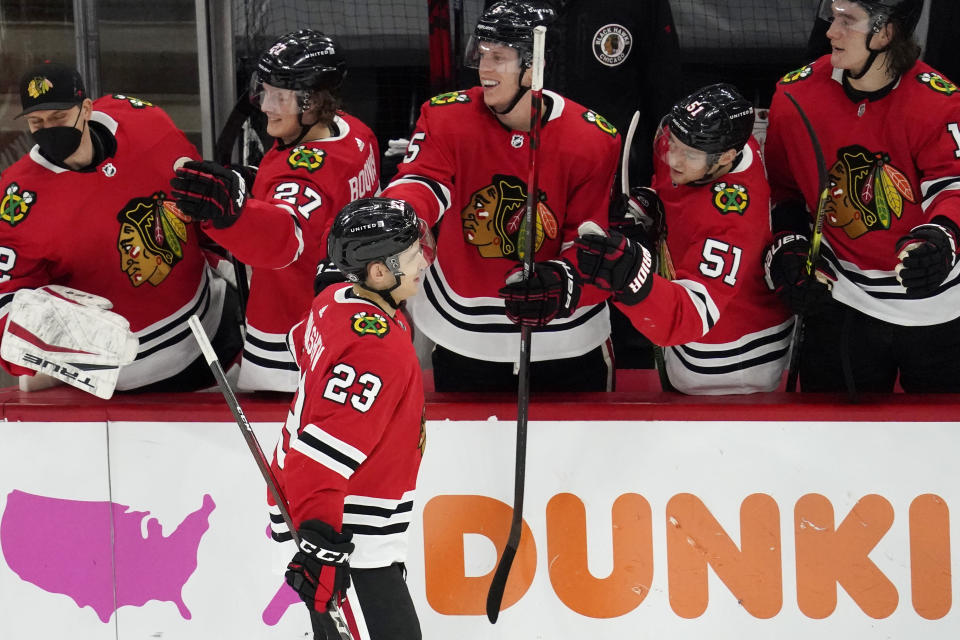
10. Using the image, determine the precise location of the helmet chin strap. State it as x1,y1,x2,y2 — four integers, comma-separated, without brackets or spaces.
847,29,887,80
690,151,740,186
359,274,403,310
276,106,320,150
490,71,531,116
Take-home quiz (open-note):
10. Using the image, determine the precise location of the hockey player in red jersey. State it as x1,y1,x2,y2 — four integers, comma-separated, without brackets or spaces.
271,198,431,640
0,62,242,396
171,30,380,392
764,0,960,392
382,0,620,392
575,84,793,394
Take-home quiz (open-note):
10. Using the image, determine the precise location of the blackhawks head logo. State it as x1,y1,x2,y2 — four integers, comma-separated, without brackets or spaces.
825,144,916,239
461,174,558,259
287,145,326,172
351,311,390,338
1,183,37,227
116,193,188,287
711,182,749,215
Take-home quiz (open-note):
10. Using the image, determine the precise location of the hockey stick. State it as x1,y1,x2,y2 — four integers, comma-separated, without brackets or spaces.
427,0,453,93
782,92,829,392
485,24,546,625
186,315,354,640
620,109,640,197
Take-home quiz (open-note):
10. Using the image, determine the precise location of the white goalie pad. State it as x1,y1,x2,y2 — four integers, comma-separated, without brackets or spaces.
1,285,139,399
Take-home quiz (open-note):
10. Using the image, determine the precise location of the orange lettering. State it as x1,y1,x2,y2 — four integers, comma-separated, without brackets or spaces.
666,493,782,618
422,495,536,615
546,493,653,618
910,494,951,619
795,494,897,618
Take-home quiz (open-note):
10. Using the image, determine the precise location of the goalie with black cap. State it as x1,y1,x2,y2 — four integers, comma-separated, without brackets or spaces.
171,29,380,392
270,197,432,639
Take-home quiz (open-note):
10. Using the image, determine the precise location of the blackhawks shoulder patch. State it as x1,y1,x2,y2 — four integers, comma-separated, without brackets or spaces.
351,311,390,338
582,110,618,136
916,71,957,96
287,145,326,172
712,182,749,215
1,183,36,227
112,94,154,108
779,65,813,85
430,91,471,106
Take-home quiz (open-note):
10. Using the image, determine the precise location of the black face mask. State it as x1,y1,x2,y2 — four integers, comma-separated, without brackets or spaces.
31,109,84,164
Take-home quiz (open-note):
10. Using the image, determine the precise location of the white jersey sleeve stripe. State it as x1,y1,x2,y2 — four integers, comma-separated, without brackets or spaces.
672,278,721,337
291,423,367,479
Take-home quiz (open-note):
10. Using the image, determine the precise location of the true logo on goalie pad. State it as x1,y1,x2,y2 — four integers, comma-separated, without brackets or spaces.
21,353,98,391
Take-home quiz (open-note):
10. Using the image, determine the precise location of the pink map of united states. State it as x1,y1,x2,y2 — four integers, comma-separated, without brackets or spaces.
1,490,215,622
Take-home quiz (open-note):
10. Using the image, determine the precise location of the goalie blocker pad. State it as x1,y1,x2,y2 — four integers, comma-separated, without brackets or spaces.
1,286,139,399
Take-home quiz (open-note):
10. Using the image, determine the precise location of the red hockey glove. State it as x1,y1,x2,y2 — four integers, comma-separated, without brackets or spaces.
762,231,836,315
498,259,582,327
895,219,959,298
575,230,654,306
170,160,248,228
285,520,354,612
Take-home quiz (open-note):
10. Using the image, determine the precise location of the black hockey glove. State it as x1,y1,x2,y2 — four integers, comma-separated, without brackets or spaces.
170,160,248,229
498,259,582,327
285,520,354,612
762,231,836,316
314,258,348,295
575,230,654,306
895,219,959,298
609,187,666,248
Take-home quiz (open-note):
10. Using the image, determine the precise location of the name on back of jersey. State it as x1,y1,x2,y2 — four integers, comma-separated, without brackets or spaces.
349,146,378,202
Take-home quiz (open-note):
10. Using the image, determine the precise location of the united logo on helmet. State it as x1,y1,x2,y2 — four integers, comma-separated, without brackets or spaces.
287,146,326,172
351,311,390,338
916,72,957,96
1,183,36,227
712,182,750,215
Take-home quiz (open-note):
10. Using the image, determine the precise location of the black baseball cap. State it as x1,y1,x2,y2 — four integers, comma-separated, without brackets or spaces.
17,62,87,118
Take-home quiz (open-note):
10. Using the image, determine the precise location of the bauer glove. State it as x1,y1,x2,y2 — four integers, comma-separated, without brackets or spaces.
895,218,959,298
170,160,248,228
285,520,354,612
575,230,654,306
762,231,836,315
498,259,582,327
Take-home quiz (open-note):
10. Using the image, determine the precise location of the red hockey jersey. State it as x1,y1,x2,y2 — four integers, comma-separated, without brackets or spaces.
268,284,424,569
381,87,618,363
206,112,380,391
619,138,793,394
765,57,960,326
0,95,230,390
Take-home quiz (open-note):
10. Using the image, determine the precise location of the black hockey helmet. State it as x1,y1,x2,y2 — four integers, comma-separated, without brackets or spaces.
663,83,755,155
466,0,557,68
255,29,346,93
817,0,922,37
327,198,434,284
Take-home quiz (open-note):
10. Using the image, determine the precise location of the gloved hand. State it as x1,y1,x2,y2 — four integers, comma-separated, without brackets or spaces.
763,231,836,315
170,160,248,228
285,520,354,612
609,187,665,247
575,230,654,305
498,259,581,327
895,220,958,297
314,258,347,295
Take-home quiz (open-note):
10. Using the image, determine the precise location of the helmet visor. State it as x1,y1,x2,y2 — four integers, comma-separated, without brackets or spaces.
387,219,436,277
654,117,710,173
464,36,523,72
249,77,305,115
817,0,876,33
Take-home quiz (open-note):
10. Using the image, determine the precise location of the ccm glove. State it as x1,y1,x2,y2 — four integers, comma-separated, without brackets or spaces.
575,231,654,306
762,231,836,315
285,520,354,612
895,219,959,297
609,186,666,247
314,258,348,295
498,259,582,327
170,160,248,228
